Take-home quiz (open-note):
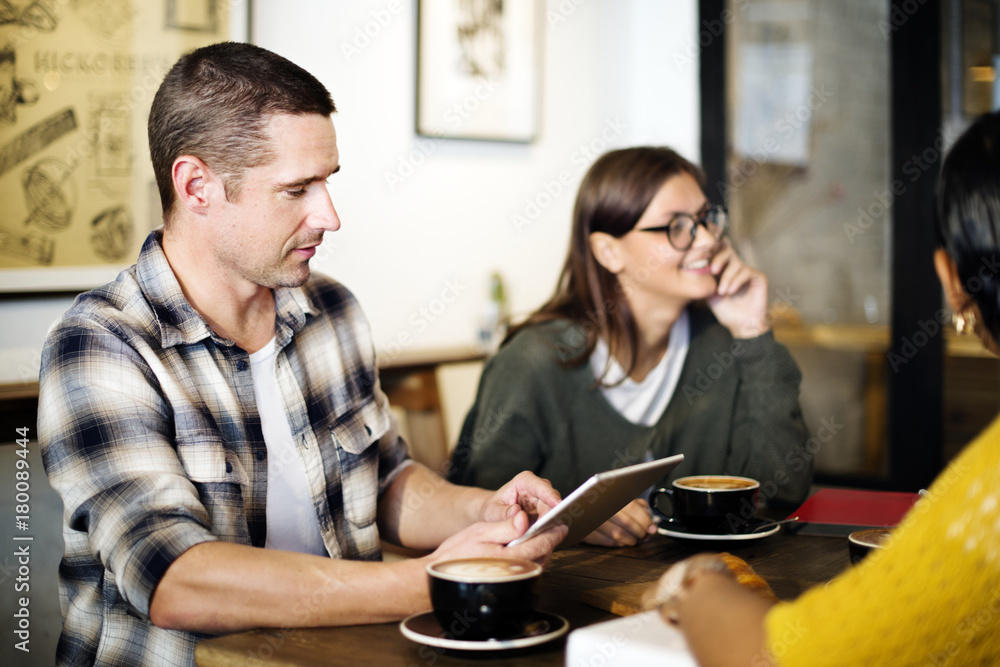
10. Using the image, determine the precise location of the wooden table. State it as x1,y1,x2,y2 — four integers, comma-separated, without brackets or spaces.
195,530,851,666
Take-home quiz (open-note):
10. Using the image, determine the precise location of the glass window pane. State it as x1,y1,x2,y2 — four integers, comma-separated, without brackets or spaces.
725,0,892,477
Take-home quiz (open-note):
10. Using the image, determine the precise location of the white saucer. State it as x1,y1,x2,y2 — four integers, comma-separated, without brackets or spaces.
399,609,569,651
657,518,781,542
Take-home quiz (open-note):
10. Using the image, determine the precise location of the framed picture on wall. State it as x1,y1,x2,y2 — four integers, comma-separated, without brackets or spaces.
0,0,250,293
416,0,542,142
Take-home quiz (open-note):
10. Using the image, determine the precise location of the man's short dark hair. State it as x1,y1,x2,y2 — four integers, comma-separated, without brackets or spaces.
148,42,336,219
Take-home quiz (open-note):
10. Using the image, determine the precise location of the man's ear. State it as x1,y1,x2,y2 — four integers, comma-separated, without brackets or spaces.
171,156,217,214
934,248,970,312
589,232,625,274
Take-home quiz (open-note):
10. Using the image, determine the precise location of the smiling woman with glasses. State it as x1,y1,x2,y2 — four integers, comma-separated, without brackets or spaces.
448,146,812,547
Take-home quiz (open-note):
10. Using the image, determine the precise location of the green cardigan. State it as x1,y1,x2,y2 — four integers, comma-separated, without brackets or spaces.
447,307,813,507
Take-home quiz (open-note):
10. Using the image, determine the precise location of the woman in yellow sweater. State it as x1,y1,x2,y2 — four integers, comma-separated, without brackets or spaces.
645,113,1000,665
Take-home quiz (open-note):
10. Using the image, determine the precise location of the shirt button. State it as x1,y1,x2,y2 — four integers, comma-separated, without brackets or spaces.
225,462,233,473
256,450,266,461
237,360,248,371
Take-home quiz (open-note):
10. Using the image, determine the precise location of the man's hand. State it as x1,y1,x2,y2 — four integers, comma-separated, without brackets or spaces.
582,498,657,547
379,466,563,553
426,511,568,566
479,471,563,524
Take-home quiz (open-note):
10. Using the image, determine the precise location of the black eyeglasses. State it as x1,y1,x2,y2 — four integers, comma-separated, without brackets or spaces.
633,204,728,251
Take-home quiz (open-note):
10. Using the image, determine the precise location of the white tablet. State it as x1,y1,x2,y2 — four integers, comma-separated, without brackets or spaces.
507,454,685,548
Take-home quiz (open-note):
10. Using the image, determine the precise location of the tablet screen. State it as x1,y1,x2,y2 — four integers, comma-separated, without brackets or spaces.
507,454,684,547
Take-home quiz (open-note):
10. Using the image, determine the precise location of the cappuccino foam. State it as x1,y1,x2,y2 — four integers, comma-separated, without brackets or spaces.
429,558,541,583
850,529,892,549
677,476,758,491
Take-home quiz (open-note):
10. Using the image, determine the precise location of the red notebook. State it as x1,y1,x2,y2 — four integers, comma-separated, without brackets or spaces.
787,488,921,536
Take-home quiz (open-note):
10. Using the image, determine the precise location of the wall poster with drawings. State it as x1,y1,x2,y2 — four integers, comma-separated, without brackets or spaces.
417,0,542,142
0,0,247,293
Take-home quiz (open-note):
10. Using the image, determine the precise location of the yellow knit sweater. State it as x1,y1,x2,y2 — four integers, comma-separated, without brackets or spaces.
765,415,1000,666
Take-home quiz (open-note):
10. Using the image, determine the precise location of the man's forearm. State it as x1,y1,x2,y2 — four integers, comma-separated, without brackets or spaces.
149,541,428,633
378,463,491,549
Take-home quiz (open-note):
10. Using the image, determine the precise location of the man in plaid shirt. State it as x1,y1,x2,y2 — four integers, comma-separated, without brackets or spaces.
38,42,566,666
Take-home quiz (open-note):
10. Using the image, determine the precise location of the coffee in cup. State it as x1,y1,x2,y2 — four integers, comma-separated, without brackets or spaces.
848,528,892,564
649,475,760,534
427,557,542,641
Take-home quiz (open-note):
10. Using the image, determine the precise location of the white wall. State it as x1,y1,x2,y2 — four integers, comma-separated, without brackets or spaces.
0,294,76,384
0,0,698,382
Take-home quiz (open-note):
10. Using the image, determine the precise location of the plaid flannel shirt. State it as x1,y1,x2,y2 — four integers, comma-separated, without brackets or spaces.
38,230,411,666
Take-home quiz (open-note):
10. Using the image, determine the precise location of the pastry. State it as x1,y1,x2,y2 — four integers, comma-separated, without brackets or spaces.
641,551,777,620
718,552,778,602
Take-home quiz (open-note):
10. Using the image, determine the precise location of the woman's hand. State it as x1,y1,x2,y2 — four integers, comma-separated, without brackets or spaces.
707,240,770,339
643,552,778,625
643,553,778,666
642,553,733,623
582,498,657,547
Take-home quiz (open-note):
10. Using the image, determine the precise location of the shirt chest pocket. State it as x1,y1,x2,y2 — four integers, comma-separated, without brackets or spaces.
330,400,390,529
176,437,249,485
175,436,252,544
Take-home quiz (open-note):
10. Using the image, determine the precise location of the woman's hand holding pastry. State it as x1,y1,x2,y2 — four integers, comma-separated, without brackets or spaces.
642,552,777,625
642,554,732,624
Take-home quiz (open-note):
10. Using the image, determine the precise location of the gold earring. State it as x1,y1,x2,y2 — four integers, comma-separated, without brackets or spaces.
953,310,977,335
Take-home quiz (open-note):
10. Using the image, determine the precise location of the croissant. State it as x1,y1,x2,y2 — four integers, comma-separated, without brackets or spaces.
641,552,778,619
718,552,778,602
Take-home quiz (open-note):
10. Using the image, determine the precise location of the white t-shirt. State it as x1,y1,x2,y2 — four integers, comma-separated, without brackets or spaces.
250,338,327,556
589,309,691,426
